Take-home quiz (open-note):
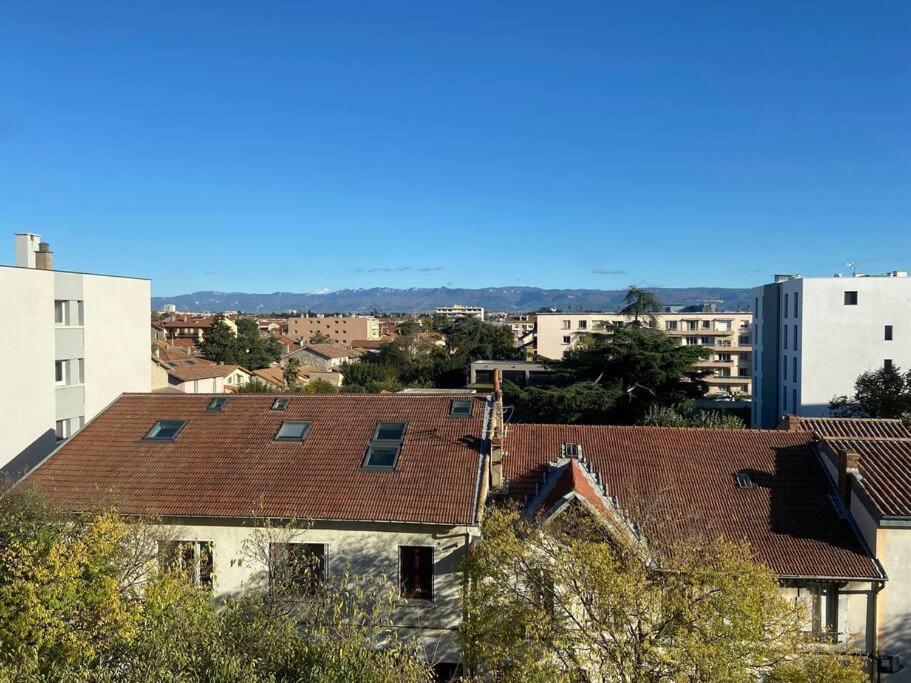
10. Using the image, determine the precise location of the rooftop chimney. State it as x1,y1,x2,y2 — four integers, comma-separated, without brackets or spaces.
779,414,802,432
35,242,53,270
15,233,40,268
838,449,861,507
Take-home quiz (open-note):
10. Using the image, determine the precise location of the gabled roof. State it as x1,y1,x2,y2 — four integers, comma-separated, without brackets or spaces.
156,357,246,382
504,425,882,580
303,343,364,359
793,416,911,520
22,394,488,526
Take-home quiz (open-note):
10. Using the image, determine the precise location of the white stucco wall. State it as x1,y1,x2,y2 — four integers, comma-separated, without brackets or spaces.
875,526,911,680
82,274,150,417
157,519,476,663
0,267,56,471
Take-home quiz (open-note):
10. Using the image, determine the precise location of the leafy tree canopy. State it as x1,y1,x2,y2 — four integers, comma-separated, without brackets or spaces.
830,365,911,419
618,285,662,327
200,314,282,370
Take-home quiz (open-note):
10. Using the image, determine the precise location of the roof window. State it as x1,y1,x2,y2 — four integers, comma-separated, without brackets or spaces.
449,399,473,417
271,398,290,411
363,422,407,470
275,421,311,441
207,397,228,412
144,419,188,442
562,442,582,458
734,470,753,489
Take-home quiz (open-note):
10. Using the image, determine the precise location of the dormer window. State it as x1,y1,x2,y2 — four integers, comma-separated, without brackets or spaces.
449,399,473,417
275,421,311,442
207,397,228,412
271,398,290,411
562,442,582,458
144,419,188,441
363,422,407,470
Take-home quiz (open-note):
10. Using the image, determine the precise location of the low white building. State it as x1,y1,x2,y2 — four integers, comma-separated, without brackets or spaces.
536,311,753,396
0,233,150,474
434,305,485,320
752,272,911,428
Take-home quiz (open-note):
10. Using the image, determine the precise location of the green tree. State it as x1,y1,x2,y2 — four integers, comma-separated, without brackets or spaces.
340,361,401,393
309,331,333,344
200,314,240,364
640,402,746,429
462,508,866,683
830,365,911,419
618,286,662,327
283,357,302,389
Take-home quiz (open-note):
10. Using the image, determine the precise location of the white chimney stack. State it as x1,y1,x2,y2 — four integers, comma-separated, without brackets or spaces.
15,233,41,268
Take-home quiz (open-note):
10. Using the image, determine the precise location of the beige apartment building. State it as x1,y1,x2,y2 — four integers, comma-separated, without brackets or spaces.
287,314,380,344
536,311,753,396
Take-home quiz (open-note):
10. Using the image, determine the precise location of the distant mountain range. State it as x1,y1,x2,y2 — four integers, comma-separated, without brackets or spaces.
152,286,753,314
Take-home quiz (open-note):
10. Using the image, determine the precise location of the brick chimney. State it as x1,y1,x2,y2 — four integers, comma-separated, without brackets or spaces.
838,449,861,507
489,368,505,490
779,414,802,432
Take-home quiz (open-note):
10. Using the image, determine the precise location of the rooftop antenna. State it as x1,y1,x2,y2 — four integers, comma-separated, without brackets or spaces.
845,261,857,276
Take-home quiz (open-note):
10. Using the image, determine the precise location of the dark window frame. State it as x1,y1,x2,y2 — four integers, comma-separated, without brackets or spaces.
274,421,311,442
885,325,893,341
449,399,473,417
207,397,228,412
362,421,407,470
844,291,858,305
399,545,434,601
271,397,290,411
143,419,189,442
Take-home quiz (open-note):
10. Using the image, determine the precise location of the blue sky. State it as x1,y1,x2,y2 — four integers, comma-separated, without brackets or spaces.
1,1,908,297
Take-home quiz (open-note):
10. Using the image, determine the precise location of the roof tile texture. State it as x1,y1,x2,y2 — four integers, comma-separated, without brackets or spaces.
505,424,880,580
26,394,486,526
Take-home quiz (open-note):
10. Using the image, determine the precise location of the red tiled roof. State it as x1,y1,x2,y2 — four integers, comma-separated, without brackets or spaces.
535,459,613,521
797,417,911,440
158,358,243,382
23,394,487,526
304,343,364,359
504,425,881,580
351,339,385,350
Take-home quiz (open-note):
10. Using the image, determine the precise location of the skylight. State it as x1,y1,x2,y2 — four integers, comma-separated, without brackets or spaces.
144,419,188,441
450,399,473,417
271,398,290,411
207,397,228,412
735,470,753,489
275,421,311,441
363,422,407,470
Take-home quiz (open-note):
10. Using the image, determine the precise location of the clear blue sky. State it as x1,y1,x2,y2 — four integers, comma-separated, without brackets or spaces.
1,1,909,297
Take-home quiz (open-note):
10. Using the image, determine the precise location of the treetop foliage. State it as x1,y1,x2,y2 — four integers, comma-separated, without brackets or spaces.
830,364,911,420
200,314,282,370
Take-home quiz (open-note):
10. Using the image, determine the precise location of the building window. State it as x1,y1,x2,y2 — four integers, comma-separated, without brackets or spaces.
716,368,731,378
702,320,712,329
792,325,798,351
271,398,290,411
55,419,68,441
717,353,731,362
739,335,750,345
885,359,893,371
783,356,788,381
783,325,788,348
665,321,677,331
793,293,799,318
561,320,571,330
701,336,713,345
400,546,433,601
270,542,326,595
687,321,698,331
783,386,788,413
578,320,587,330
54,300,66,325
449,399,473,417
55,360,65,385
844,291,858,305
738,367,750,377
158,540,213,589
275,421,311,441
792,356,798,381
685,336,698,346
562,336,571,344
885,325,893,341
784,293,789,317
144,419,188,441
793,389,798,413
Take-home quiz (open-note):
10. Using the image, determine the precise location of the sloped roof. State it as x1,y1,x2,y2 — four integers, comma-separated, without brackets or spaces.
303,343,364,359
158,358,240,382
796,416,911,440
505,425,881,580
22,394,487,526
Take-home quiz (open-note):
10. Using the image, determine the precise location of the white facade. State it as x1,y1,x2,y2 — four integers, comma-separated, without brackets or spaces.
0,235,150,473
434,305,485,320
752,272,911,428
536,311,753,396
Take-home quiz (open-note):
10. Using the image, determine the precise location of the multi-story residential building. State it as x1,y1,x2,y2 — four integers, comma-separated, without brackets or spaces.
0,233,150,474
161,314,237,341
287,314,380,344
434,305,485,320
752,272,911,428
19,392,883,676
536,311,753,396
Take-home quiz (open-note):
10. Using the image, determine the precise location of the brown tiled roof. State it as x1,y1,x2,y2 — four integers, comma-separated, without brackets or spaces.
161,316,215,329
797,417,911,440
160,358,242,382
23,394,487,526
304,343,364,359
251,367,286,387
504,425,881,580
351,339,385,350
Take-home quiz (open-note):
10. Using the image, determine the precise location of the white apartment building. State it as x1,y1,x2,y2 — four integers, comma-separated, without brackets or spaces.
0,233,150,474
536,311,753,396
434,305,485,320
752,272,911,428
